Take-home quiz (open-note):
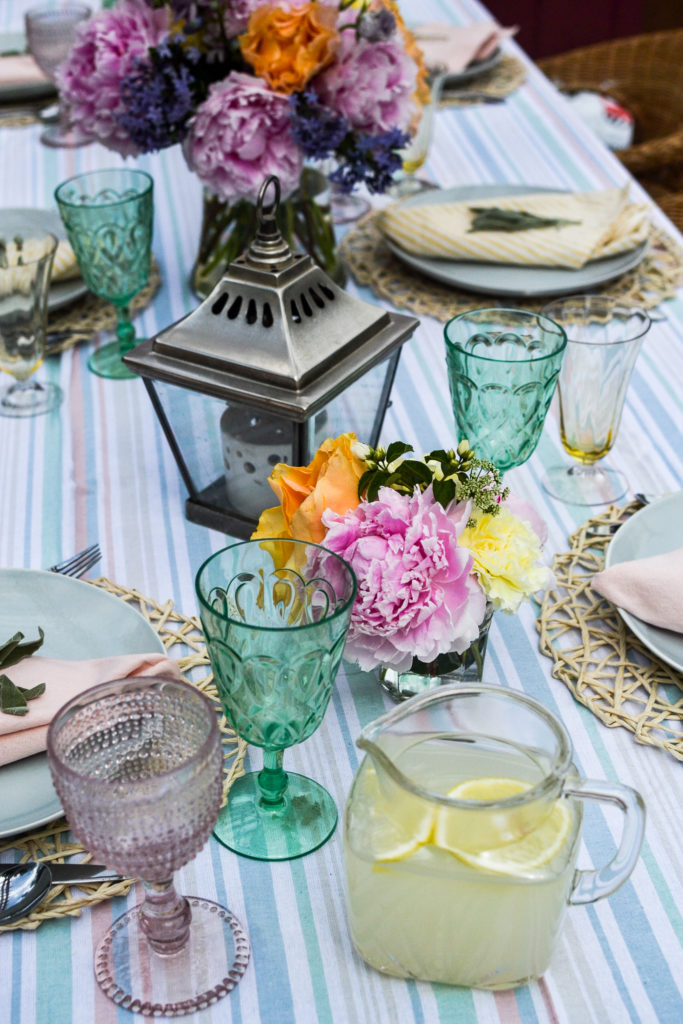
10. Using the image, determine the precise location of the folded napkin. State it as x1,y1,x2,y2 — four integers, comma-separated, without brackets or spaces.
380,186,650,269
592,547,683,634
0,652,182,767
0,237,81,297
412,22,517,77
51,239,80,282
0,53,50,88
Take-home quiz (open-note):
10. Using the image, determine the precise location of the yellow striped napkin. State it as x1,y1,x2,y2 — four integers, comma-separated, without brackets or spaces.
380,187,650,268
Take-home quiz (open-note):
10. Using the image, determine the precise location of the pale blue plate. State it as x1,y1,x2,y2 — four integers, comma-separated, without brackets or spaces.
605,492,683,676
0,569,164,838
383,184,648,298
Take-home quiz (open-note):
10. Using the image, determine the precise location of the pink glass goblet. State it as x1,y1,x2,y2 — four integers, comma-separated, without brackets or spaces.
47,676,250,1017
24,4,92,149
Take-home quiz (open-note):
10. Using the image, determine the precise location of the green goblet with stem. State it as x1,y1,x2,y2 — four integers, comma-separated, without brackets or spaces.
196,538,357,861
55,168,153,380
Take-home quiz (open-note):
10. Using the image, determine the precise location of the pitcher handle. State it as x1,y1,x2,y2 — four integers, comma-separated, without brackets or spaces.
563,778,646,906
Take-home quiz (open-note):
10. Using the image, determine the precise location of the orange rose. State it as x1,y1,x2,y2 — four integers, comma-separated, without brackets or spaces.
252,433,366,547
240,3,339,96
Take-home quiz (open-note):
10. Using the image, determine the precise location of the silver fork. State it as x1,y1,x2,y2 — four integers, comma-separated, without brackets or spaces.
48,543,101,578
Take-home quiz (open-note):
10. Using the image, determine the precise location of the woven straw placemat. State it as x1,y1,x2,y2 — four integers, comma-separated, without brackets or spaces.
538,503,683,760
340,214,683,322
0,576,246,933
45,258,162,356
439,55,527,107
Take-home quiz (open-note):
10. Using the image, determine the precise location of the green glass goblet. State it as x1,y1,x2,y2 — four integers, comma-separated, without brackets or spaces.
195,539,357,861
54,168,153,380
444,308,567,473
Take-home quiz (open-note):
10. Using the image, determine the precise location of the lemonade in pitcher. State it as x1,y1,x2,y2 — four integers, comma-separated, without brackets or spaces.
344,736,582,989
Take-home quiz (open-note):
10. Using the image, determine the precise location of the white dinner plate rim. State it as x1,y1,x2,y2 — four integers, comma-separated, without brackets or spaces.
604,492,683,674
383,184,649,298
440,47,502,87
0,206,88,312
0,568,165,838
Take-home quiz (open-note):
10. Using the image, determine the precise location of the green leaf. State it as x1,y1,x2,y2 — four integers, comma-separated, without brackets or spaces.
433,478,456,508
385,441,413,464
0,674,28,715
357,469,376,500
0,627,44,669
468,207,581,233
18,683,46,701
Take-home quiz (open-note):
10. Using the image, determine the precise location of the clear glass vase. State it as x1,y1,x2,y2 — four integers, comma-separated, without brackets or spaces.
379,603,494,702
191,166,346,298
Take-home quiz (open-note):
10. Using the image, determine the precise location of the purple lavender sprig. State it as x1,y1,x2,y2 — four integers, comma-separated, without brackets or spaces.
330,127,409,194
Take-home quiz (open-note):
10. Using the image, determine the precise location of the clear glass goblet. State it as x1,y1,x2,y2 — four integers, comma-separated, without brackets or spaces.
55,168,153,380
196,538,357,861
24,4,92,149
47,676,250,1017
444,307,567,474
541,295,651,505
0,230,62,417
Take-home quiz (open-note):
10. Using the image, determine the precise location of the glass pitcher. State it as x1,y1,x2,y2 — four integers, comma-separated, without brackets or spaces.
343,685,645,990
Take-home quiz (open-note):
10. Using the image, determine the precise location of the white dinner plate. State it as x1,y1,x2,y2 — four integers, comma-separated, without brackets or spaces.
604,492,683,674
0,569,164,838
0,207,88,312
441,48,501,87
383,184,648,298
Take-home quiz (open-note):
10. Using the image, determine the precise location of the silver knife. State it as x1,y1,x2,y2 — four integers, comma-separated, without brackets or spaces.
47,863,126,885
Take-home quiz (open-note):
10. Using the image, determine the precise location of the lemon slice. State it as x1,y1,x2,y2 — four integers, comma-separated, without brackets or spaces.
434,776,571,874
361,765,434,862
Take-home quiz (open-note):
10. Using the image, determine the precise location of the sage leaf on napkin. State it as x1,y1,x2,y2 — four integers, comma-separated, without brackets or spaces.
0,674,45,715
468,207,581,232
0,627,45,670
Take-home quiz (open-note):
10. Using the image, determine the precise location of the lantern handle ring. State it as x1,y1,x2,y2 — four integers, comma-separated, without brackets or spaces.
256,176,281,233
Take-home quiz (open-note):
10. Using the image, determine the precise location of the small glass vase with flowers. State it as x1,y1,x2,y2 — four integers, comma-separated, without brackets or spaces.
252,433,554,700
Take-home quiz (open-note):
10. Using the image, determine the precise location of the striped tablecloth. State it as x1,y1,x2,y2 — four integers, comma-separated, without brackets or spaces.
1,2,681,1023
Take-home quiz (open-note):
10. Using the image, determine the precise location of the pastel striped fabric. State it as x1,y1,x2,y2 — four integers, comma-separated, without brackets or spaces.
0,2,681,1024
381,186,651,266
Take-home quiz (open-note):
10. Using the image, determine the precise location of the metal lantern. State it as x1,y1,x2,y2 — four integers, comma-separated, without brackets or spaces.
125,176,419,538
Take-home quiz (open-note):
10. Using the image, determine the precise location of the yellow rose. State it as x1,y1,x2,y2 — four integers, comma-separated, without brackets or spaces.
240,2,339,95
252,432,366,548
459,507,553,613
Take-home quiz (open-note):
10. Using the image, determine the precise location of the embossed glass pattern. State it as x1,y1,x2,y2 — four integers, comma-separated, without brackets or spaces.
540,296,651,505
196,539,356,860
444,308,567,473
55,168,153,380
0,231,61,417
47,676,250,1017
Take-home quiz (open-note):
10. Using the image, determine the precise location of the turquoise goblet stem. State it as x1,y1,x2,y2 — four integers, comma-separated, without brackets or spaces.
258,749,288,805
116,304,137,353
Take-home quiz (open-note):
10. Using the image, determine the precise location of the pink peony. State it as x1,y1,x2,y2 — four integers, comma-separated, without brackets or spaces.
183,72,303,201
322,486,486,673
313,8,417,134
56,1,170,157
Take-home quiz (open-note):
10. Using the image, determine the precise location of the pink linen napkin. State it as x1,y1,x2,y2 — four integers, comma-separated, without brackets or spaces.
0,54,50,88
591,547,683,633
412,22,517,76
0,652,182,767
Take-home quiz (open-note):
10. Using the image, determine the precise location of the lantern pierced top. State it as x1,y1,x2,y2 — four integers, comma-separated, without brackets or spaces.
124,175,418,419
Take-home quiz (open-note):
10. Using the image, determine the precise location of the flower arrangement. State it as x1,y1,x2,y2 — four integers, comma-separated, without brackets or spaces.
252,433,554,673
58,0,427,202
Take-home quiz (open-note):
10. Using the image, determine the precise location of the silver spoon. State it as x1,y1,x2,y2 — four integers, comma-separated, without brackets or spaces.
0,861,124,925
